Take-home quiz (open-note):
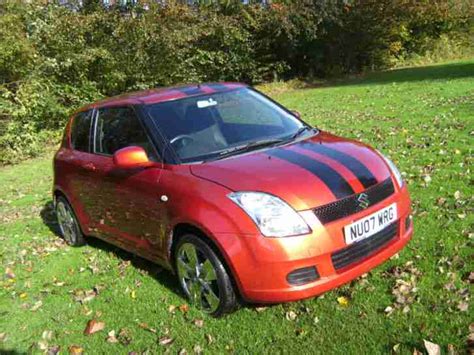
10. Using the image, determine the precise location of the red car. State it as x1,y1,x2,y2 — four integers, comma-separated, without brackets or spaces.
53,83,412,316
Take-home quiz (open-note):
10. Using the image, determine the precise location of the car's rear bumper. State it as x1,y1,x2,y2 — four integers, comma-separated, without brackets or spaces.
219,185,412,303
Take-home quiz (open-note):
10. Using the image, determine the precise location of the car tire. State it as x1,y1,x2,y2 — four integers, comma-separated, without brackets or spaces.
55,196,86,247
174,234,237,317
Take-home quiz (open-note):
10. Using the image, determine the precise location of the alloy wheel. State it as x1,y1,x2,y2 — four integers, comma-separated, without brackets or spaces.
176,243,220,313
56,201,77,245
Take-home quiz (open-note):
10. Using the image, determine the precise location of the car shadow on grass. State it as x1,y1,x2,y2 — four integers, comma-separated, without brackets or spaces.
40,201,183,299
40,200,268,313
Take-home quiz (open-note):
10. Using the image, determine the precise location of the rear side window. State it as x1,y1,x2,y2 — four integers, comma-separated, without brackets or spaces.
70,111,92,152
94,107,157,160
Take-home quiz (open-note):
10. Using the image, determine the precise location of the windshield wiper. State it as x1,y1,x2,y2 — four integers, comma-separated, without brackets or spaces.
206,138,284,162
289,126,314,140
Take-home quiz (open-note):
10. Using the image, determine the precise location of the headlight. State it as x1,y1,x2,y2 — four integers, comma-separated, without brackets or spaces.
379,152,404,188
228,192,311,237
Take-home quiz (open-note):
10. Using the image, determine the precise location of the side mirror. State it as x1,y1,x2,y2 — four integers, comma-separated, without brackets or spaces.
113,146,152,169
292,110,301,119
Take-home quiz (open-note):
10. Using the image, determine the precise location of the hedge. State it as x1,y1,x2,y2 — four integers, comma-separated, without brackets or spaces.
0,0,472,163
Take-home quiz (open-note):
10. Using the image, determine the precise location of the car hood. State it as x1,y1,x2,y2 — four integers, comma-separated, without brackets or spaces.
190,131,393,210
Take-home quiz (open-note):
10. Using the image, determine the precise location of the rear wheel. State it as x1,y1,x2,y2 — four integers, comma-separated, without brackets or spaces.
55,196,85,247
175,234,237,317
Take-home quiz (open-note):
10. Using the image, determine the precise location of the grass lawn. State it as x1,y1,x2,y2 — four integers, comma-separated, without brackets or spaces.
1,59,473,354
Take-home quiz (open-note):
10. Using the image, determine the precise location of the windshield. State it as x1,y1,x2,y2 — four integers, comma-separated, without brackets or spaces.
145,87,310,163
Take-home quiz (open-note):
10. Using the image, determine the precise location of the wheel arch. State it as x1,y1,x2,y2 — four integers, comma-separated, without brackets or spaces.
169,222,243,300
52,187,89,237
53,188,69,206
52,186,78,208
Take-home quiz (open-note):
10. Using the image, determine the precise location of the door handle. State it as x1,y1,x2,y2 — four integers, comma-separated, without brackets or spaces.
83,163,97,172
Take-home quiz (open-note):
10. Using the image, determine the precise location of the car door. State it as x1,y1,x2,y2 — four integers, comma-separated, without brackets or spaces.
61,109,100,228
88,106,168,261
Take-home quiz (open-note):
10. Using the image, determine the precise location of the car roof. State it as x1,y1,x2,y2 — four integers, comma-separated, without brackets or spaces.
82,82,247,111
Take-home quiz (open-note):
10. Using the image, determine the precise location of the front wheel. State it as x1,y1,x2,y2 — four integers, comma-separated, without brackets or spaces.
174,235,237,317
55,196,86,247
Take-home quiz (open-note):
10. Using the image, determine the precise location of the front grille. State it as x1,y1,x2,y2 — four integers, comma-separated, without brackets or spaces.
313,177,395,225
287,266,320,285
331,221,399,271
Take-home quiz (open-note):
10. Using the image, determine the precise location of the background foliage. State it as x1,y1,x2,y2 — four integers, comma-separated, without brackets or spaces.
0,0,472,163
0,59,473,353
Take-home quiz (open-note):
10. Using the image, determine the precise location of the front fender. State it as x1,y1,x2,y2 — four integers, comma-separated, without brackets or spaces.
161,167,260,291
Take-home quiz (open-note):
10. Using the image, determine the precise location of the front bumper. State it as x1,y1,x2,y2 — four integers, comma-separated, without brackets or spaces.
220,185,412,303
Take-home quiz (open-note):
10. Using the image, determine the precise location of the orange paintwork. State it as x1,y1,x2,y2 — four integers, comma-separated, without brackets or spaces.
113,146,153,169
53,84,413,304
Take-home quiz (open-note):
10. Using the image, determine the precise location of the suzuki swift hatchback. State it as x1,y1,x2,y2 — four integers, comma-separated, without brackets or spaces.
53,83,412,316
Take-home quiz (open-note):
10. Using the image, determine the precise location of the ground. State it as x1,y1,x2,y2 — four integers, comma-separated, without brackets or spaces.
0,60,473,354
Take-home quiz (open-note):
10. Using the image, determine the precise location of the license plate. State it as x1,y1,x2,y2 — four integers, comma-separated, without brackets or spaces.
344,203,397,245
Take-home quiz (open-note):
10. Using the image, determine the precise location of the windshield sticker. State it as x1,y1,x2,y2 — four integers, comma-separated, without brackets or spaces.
197,98,217,108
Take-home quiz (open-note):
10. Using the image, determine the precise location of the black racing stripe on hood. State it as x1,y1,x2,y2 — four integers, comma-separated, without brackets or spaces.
176,86,205,96
298,141,378,189
268,148,355,199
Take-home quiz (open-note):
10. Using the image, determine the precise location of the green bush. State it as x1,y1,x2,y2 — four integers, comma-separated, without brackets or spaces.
0,0,472,164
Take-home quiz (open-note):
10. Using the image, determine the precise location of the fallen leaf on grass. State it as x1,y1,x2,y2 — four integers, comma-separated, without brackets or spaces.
106,330,118,343
255,307,267,313
73,289,97,304
31,301,43,312
42,330,53,340
37,340,49,351
168,305,176,313
0,333,6,342
423,340,441,355
83,319,105,335
179,304,189,313
337,296,349,307
159,336,174,346
193,319,204,328
118,260,131,277
391,274,418,310
68,345,84,354
285,310,297,321
81,305,93,316
138,322,157,334
118,328,132,345
468,272,474,284
47,345,60,354
4,267,15,279
384,306,394,315
467,323,474,349
447,344,456,355
205,334,214,345
53,278,65,287
295,328,306,337
457,301,469,312
193,344,203,354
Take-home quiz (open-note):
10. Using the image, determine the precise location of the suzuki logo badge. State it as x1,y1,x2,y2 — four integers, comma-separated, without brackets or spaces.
357,193,370,209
